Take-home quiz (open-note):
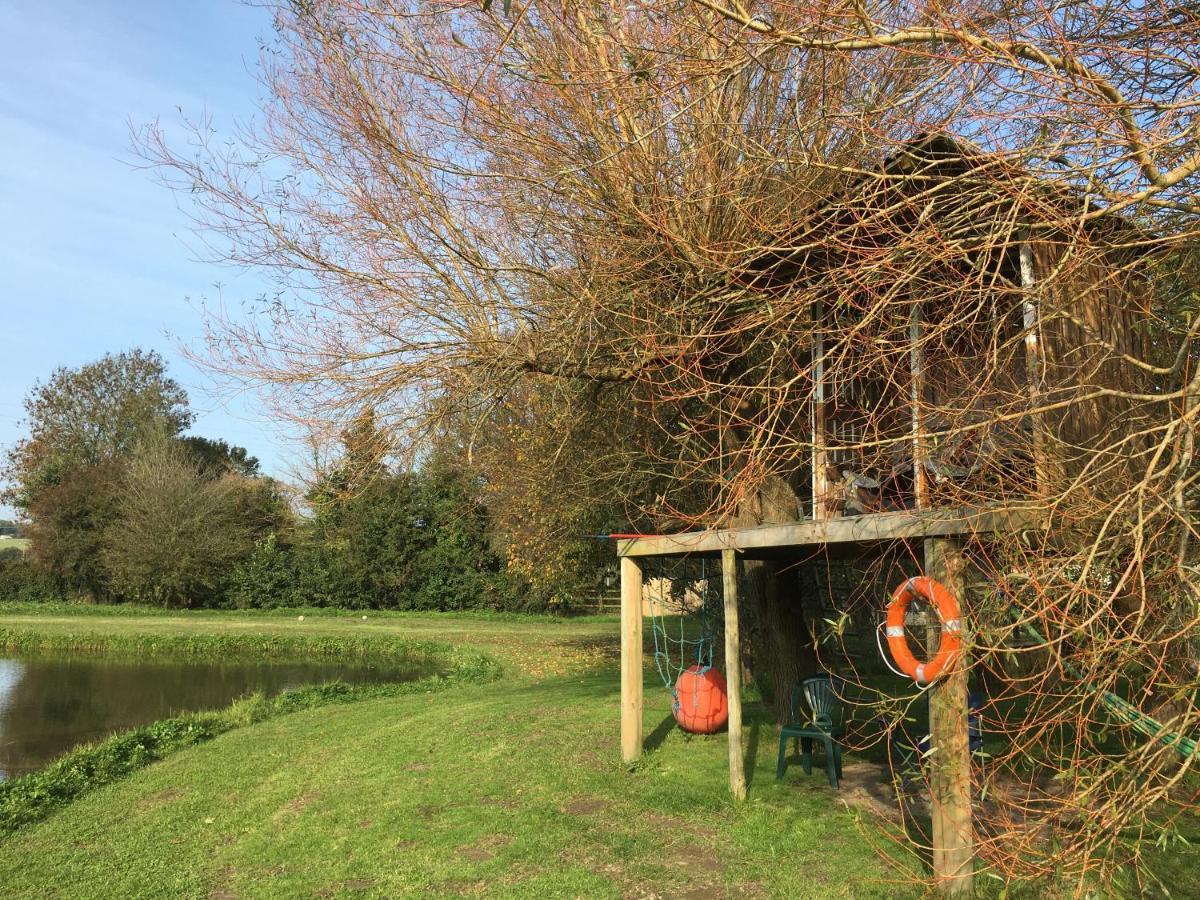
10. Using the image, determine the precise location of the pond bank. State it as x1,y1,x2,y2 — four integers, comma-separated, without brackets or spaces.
0,653,438,778
0,604,620,676
0,625,458,667
0,675,495,838
0,608,504,837
0,668,915,898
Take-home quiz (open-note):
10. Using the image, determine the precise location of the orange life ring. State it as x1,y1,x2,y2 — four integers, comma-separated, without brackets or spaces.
886,577,963,684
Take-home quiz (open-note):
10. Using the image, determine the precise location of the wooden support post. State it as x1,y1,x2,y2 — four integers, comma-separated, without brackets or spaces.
721,548,747,801
620,556,644,763
924,537,973,896
1019,236,1047,496
910,301,929,510
811,300,830,520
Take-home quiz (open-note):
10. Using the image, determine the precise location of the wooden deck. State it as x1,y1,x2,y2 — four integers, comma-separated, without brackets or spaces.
616,505,1040,558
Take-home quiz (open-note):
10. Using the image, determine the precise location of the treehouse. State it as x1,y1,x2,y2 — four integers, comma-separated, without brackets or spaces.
614,134,1156,895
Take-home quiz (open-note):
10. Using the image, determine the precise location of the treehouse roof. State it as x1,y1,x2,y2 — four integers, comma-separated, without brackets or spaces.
741,133,1152,291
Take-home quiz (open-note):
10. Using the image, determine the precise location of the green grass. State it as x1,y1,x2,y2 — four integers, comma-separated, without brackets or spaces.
0,677,495,838
0,606,1190,897
0,673,916,898
0,538,29,553
0,625,468,667
0,607,920,898
0,604,620,676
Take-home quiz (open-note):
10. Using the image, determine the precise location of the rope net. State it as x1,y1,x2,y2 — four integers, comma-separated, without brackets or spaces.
643,557,723,706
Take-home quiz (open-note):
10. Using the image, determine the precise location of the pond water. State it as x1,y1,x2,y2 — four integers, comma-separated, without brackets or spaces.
0,655,421,781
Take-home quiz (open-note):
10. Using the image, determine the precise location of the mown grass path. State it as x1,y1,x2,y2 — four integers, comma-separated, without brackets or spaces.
0,607,619,677
0,607,915,898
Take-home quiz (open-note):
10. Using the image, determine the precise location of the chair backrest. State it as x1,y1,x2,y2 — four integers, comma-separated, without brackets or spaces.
794,674,845,731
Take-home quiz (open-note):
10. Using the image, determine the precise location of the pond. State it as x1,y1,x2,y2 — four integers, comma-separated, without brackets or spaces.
0,654,422,781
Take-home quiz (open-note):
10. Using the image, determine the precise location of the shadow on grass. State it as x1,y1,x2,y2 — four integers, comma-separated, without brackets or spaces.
744,719,762,794
644,712,677,753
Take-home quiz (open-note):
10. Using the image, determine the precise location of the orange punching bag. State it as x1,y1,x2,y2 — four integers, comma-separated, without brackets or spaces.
673,665,729,734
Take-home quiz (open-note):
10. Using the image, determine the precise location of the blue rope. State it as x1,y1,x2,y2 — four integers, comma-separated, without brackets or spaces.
646,558,721,712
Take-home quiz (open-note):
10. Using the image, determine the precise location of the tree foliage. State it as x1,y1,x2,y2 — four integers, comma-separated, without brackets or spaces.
2,349,191,511
435,381,633,606
231,416,514,611
180,436,261,479
100,435,267,607
24,461,123,600
137,1,1200,887
2,350,283,604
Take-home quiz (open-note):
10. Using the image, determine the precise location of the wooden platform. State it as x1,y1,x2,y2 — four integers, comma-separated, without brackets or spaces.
616,505,1040,558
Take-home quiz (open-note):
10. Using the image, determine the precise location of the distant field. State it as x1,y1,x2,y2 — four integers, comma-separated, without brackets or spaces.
0,538,29,553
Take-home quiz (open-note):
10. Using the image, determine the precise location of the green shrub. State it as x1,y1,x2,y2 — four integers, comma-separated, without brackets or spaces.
290,467,524,611
101,434,260,607
0,557,60,603
227,533,299,608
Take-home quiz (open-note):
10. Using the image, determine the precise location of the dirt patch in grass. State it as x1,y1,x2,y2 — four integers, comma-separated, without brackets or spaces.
138,787,185,809
436,877,489,895
478,795,519,809
273,790,321,822
573,749,610,772
643,810,721,839
664,850,725,877
207,866,238,900
458,833,511,863
315,878,376,897
678,882,766,899
836,761,905,823
562,796,611,816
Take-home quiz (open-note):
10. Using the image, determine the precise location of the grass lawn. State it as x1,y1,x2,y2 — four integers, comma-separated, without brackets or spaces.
0,675,917,898
0,538,29,553
0,605,619,677
0,606,919,898
0,605,1192,897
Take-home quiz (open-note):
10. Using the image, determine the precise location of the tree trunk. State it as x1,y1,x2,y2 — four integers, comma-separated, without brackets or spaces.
731,474,818,723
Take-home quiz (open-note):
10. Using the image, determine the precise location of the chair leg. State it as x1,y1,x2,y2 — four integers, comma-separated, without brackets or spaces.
833,743,843,780
801,737,813,776
776,734,789,781
824,738,838,789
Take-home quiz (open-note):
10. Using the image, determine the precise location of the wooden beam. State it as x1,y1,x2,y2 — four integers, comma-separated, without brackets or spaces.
910,300,929,509
620,556,644,763
721,548,746,801
924,537,974,896
1019,237,1047,495
811,300,830,520
616,506,1040,557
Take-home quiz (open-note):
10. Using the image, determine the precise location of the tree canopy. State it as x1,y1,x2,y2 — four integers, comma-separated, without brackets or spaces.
2,349,192,512
136,1,1200,886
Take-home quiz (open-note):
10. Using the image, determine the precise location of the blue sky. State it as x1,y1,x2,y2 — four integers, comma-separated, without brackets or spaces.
0,0,291,516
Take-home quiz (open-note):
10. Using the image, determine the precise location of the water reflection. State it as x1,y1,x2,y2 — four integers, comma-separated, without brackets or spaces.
0,655,419,780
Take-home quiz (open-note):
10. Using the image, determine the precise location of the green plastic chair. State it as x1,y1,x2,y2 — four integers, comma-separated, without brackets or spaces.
776,674,846,789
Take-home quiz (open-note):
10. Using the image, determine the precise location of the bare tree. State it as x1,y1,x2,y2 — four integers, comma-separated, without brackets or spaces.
139,0,1200,890
102,434,256,607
